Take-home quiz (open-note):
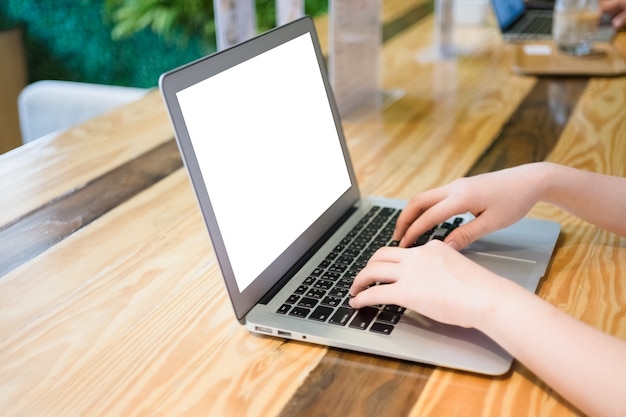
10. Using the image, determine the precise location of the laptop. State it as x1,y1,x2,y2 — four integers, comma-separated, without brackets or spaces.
491,0,615,42
159,16,561,376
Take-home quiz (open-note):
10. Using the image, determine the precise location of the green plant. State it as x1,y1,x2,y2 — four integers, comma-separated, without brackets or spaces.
105,0,216,44
105,0,328,46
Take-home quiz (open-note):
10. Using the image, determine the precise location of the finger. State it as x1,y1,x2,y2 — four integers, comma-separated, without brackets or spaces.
398,198,475,248
600,0,620,13
393,188,447,241
601,1,626,15
349,282,403,309
613,11,626,28
367,246,406,263
349,259,402,296
444,210,500,249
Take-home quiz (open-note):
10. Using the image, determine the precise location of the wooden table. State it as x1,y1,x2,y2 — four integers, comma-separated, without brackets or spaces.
2,2,626,416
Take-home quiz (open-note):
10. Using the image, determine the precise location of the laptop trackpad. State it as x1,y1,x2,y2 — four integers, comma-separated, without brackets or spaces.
463,251,541,291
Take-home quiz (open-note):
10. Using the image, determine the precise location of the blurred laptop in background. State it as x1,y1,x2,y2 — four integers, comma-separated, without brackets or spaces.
490,0,615,41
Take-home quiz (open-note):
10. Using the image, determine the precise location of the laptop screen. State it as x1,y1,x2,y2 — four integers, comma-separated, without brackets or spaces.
490,0,526,29
175,32,352,294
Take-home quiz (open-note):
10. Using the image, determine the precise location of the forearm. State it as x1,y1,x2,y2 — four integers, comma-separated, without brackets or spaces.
534,162,626,237
477,278,626,417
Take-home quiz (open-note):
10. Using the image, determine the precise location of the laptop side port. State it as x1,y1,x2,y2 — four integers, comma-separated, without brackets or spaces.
254,326,273,334
277,330,292,337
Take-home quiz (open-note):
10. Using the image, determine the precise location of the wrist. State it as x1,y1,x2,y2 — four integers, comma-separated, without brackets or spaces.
530,162,566,205
470,274,529,336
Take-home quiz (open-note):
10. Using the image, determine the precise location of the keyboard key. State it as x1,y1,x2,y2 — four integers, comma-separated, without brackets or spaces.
352,259,368,270
344,269,358,279
322,271,341,281
336,278,353,289
370,322,394,335
329,287,348,298
294,285,307,295
318,259,331,269
286,294,299,304
289,307,310,318
384,304,406,314
306,288,326,299
309,306,334,322
377,311,401,324
321,295,342,307
328,263,347,274
329,307,355,326
297,297,318,309
349,307,378,330
310,267,323,277
276,304,291,314
342,248,359,258
314,279,333,290
336,255,355,265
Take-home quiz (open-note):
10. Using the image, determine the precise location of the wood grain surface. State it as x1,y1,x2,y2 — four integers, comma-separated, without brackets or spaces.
0,91,172,228
0,139,181,276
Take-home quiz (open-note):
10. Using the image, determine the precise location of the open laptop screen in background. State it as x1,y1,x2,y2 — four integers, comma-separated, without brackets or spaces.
175,32,352,293
491,0,527,29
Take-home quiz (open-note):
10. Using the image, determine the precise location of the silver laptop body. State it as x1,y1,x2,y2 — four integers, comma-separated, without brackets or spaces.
159,16,560,376
490,0,615,42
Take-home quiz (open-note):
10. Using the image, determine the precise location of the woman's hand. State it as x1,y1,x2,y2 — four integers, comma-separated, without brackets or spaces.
601,0,626,29
348,240,504,329
393,164,545,249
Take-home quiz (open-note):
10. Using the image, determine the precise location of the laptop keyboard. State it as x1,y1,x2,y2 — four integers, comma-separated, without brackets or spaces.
511,15,552,35
275,205,464,336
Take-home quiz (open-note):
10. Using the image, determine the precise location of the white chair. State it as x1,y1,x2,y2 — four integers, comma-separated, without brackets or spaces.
18,80,148,144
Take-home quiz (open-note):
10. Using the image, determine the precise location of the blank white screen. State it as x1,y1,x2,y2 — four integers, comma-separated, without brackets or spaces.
176,33,352,292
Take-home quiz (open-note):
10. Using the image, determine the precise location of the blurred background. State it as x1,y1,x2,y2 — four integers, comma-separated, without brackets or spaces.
0,0,328,88
0,0,328,153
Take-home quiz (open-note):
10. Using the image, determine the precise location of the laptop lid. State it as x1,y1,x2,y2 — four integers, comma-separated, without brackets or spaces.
159,17,361,322
491,0,528,31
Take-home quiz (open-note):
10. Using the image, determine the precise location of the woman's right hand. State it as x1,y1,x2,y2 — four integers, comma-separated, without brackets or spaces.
393,163,546,250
